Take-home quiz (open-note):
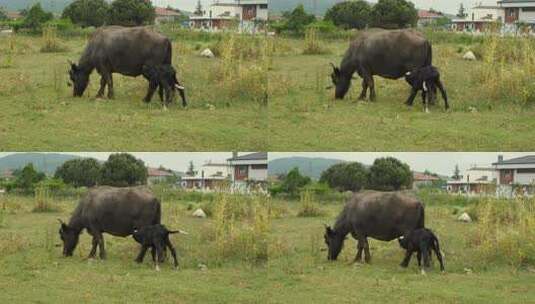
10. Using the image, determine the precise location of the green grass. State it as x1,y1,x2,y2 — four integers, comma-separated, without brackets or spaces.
0,192,533,303
0,33,267,151
268,37,535,151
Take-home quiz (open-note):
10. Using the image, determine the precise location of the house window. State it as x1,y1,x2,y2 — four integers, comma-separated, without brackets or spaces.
260,4,268,9
238,166,247,175
523,7,535,12
517,168,535,174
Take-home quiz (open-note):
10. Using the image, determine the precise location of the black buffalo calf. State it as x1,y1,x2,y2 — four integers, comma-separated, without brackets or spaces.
141,64,187,108
132,224,187,271
398,228,445,274
405,65,449,111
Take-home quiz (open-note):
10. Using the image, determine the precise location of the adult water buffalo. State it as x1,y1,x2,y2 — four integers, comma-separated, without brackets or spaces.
324,191,425,263
68,26,187,107
58,186,161,259
330,29,433,104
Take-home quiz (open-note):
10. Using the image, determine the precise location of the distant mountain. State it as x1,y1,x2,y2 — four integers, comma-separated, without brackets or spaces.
0,153,83,175
268,157,347,180
0,0,75,13
269,0,358,16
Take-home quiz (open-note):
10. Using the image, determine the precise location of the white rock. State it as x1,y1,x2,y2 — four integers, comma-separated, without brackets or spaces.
463,51,477,61
457,212,472,223
192,208,207,218
200,49,215,58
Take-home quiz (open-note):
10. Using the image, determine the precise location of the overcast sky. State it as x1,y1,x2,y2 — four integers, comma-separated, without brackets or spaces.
269,153,534,176
158,1,498,14
0,152,237,172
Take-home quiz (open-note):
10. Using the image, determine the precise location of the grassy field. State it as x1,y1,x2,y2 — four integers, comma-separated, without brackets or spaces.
0,31,267,151
1,191,533,303
268,34,535,151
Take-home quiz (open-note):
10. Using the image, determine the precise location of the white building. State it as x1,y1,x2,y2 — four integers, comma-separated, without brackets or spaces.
452,5,504,32
189,0,268,33
447,166,497,194
227,152,268,193
493,155,535,197
180,162,232,191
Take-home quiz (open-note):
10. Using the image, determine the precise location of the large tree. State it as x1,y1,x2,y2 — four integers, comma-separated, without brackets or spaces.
281,167,311,197
55,158,101,187
22,3,53,31
283,4,316,34
320,162,369,192
62,0,110,28
369,157,413,191
109,0,155,26
324,0,372,30
371,0,418,29
12,163,46,193
100,153,148,187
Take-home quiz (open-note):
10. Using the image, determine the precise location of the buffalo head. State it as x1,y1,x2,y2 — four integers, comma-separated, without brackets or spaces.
330,63,352,100
68,61,90,97
324,225,345,261
58,219,80,257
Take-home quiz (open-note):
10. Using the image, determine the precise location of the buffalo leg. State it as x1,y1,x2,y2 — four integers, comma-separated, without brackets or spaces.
416,251,422,267
165,238,179,269
135,245,149,263
96,77,107,98
367,76,376,101
358,79,368,101
436,79,449,110
88,235,99,259
106,74,114,99
400,250,414,268
363,238,371,263
354,239,364,263
97,233,106,260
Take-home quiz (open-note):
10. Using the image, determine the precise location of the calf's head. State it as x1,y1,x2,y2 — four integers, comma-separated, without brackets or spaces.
324,225,345,260
398,235,409,250
330,63,352,100
68,61,90,97
58,219,79,257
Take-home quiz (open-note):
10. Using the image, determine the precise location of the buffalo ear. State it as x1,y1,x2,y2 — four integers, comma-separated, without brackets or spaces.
330,63,340,76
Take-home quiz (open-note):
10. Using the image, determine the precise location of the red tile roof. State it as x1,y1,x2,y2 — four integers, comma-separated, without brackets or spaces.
148,167,173,177
418,10,443,19
155,7,182,17
413,172,440,181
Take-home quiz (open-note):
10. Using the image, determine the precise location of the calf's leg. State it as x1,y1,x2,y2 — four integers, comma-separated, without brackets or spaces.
144,80,158,103
405,88,418,106
135,245,149,263
400,249,414,268
436,79,449,110
165,237,179,269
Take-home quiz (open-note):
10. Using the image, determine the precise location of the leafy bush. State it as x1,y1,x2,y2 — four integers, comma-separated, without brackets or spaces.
369,157,413,191
320,162,369,192
62,0,110,27
109,0,155,26
325,0,371,30
100,153,148,187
